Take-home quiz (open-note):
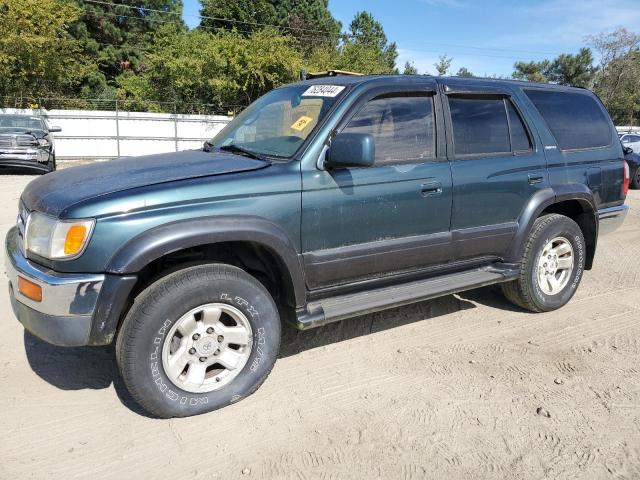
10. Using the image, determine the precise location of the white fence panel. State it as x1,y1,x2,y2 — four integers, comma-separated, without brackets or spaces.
0,107,232,160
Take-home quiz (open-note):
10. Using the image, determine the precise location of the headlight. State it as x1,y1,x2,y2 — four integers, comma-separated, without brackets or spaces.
37,138,51,148
25,212,95,260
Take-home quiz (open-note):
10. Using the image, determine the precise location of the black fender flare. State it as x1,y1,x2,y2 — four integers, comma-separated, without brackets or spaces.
106,216,306,308
505,184,598,265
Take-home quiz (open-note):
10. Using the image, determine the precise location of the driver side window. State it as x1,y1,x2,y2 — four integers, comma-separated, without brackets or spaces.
342,94,435,166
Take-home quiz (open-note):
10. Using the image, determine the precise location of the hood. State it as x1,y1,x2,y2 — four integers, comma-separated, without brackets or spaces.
0,127,47,138
21,149,270,217
0,127,47,139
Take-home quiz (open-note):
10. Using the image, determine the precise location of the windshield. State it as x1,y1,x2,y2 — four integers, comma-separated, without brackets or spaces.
0,115,45,130
211,84,346,158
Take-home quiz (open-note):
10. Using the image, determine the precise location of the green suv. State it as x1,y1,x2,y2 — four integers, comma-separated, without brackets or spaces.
5,75,630,417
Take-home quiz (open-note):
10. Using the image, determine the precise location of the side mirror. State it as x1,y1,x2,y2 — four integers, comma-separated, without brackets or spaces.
203,139,213,152
325,132,375,169
49,126,61,133
623,145,633,155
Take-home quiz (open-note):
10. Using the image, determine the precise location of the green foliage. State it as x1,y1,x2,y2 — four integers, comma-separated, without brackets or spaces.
590,28,640,125
199,0,276,35
512,59,550,83
455,66,474,78
117,27,302,111
0,0,93,98
403,61,418,75
434,54,452,76
347,11,397,72
513,48,596,87
69,0,185,97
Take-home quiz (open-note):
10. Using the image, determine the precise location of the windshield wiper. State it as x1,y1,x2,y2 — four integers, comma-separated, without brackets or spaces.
218,144,265,161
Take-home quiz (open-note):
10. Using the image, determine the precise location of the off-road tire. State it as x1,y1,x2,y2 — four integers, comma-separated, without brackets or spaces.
116,264,281,418
502,214,586,312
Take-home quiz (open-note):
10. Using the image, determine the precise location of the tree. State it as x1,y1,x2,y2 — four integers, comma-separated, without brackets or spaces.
0,0,93,98
512,59,550,83
199,0,276,35
455,66,474,77
70,0,185,97
347,11,397,71
117,27,302,111
434,54,452,76
270,0,341,48
589,28,640,124
546,48,596,87
403,61,418,75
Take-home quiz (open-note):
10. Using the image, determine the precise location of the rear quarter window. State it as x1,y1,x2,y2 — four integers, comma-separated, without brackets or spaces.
524,89,612,150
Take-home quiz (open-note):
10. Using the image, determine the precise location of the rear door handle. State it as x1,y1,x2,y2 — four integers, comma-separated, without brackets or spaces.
528,174,544,185
420,182,443,197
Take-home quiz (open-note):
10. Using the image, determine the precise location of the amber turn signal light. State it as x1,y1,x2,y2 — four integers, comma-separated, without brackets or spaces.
64,224,88,255
18,276,42,302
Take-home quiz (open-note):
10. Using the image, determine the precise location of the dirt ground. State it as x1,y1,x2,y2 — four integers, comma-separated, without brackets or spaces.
0,171,638,480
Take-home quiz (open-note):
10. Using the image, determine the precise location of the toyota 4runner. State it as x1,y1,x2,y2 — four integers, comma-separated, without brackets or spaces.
5,76,630,417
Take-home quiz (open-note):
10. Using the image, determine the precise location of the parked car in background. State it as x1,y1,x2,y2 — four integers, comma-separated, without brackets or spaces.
620,132,640,153
623,146,640,189
0,114,59,174
5,75,629,418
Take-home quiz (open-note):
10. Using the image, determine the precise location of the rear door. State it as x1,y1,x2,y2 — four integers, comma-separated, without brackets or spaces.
441,81,548,261
301,82,453,289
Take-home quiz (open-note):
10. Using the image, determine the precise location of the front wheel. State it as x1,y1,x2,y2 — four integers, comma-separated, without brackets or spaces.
502,214,586,312
116,264,281,418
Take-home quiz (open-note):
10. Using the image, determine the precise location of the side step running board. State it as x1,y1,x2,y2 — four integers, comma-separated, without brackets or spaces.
295,265,519,330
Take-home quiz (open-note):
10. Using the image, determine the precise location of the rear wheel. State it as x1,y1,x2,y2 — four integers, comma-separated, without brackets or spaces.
502,214,586,312
116,264,281,418
632,165,640,189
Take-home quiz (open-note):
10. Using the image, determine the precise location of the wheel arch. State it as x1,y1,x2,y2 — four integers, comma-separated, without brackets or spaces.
106,216,307,309
506,185,598,269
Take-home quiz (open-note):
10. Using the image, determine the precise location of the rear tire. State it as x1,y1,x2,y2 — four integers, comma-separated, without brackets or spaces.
116,264,281,418
502,214,586,312
632,166,640,189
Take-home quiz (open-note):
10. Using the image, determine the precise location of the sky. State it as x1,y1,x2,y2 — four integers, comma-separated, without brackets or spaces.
182,0,640,77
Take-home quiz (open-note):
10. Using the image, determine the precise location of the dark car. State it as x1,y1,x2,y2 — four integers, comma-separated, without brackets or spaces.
5,75,630,418
0,114,60,173
623,146,640,189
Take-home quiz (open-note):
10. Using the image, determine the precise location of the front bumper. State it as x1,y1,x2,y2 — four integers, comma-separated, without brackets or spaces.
0,150,51,172
5,226,105,346
598,204,629,236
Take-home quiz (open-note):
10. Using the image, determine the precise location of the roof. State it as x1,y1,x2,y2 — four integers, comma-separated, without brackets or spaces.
289,74,590,94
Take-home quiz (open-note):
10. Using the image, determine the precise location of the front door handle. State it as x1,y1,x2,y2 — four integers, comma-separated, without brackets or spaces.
528,173,544,185
420,182,443,197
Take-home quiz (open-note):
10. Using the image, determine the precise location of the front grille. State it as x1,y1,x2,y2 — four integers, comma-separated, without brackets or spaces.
0,134,37,149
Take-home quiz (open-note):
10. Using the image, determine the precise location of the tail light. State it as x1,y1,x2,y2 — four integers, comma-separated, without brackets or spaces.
623,161,629,198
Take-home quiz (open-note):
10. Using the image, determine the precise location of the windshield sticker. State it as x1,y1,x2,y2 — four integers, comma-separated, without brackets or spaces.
290,116,313,131
302,85,345,97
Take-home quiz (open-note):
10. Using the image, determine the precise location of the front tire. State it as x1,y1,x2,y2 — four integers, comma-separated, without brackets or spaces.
502,214,586,312
116,264,281,418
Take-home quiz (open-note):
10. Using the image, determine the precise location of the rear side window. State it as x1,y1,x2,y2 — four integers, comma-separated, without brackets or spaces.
506,101,532,151
449,97,533,156
342,94,435,165
524,89,611,150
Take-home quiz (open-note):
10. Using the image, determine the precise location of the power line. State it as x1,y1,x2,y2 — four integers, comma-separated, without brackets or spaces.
83,0,340,36
82,0,571,58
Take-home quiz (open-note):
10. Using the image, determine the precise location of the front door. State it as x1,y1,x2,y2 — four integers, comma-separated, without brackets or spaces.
301,84,453,290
